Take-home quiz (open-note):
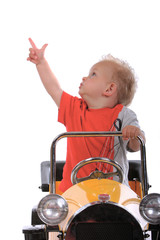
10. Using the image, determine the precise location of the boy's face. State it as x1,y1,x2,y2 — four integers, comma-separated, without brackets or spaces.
79,61,113,100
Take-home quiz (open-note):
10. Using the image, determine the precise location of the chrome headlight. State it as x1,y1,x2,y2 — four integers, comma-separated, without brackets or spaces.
139,193,160,224
37,194,68,225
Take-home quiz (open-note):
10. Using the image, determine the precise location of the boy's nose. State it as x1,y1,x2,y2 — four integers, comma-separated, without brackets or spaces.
82,77,87,81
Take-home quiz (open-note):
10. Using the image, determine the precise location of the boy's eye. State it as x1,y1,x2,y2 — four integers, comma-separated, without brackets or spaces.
91,72,96,77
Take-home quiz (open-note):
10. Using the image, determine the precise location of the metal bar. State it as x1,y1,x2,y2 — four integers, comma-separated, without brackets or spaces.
137,136,148,196
50,131,148,197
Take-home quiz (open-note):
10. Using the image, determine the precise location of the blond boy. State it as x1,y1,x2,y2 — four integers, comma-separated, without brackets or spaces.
27,38,145,192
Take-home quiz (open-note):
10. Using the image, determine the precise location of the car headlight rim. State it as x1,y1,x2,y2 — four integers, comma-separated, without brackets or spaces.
37,193,68,225
140,193,160,225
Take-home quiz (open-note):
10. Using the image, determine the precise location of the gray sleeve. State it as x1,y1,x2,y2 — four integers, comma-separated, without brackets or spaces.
118,106,141,152
119,106,140,129
113,107,141,185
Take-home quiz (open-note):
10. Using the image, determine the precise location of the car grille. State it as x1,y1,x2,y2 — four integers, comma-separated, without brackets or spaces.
65,202,144,240
76,222,133,240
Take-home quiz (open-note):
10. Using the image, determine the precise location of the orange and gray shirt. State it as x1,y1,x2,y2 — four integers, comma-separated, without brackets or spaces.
58,91,141,192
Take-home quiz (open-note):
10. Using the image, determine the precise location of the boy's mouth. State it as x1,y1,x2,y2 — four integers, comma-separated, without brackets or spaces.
79,82,83,88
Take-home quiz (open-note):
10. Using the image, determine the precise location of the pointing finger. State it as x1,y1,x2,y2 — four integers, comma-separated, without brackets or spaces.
28,38,37,49
42,43,48,51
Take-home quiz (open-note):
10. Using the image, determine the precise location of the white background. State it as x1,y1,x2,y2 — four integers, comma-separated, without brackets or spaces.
0,0,160,239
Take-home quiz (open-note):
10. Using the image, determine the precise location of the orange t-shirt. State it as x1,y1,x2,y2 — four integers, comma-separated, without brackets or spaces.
58,92,123,192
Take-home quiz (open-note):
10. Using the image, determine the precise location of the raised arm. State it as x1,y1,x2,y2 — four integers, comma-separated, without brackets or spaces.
27,38,63,108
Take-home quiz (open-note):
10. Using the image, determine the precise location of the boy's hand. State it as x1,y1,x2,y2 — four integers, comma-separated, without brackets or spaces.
122,125,145,151
27,38,48,65
27,38,63,107
122,125,141,140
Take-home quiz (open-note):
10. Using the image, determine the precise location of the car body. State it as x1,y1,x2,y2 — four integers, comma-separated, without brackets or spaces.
23,131,160,240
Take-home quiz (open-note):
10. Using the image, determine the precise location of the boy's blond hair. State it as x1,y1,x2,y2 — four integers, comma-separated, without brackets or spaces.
101,55,137,106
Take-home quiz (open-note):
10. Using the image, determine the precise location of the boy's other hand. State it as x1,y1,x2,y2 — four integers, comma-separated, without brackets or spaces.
122,125,145,151
27,38,48,65
122,125,142,140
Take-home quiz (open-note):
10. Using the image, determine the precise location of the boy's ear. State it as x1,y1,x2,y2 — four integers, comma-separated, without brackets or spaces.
103,82,117,97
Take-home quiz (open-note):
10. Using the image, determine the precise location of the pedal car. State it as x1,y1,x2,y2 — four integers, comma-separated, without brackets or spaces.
22,131,160,240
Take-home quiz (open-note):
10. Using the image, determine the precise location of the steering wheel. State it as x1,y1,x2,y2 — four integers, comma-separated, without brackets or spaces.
71,157,124,185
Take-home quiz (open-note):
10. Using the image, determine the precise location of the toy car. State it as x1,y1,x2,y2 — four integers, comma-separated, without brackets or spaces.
22,131,160,240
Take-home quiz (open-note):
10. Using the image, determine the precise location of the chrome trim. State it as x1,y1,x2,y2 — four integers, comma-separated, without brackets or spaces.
64,200,143,233
137,135,148,196
37,193,68,225
49,131,148,197
71,157,124,184
139,193,160,224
